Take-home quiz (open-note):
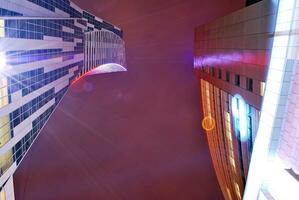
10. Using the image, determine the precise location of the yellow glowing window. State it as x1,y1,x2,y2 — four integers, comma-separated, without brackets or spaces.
229,143,233,151
0,96,8,109
234,182,241,199
0,20,4,28
225,112,231,122
0,20,4,38
260,82,265,96
225,112,232,140
0,78,8,109
0,149,13,173
0,28,4,38
0,189,5,200
230,157,236,170
0,115,10,147
226,127,232,141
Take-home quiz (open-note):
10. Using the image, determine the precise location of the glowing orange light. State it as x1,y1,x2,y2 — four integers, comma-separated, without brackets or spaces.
202,116,215,131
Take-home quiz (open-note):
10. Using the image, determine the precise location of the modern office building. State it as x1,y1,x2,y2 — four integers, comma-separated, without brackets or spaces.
0,1,126,199
195,0,299,199
194,0,299,200
194,0,275,198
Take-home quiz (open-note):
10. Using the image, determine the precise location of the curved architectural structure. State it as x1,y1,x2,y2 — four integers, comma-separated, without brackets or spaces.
0,1,126,199
78,29,126,77
194,0,276,198
88,63,127,75
195,0,299,199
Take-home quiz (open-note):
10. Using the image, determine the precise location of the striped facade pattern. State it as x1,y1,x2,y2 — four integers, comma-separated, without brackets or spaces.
80,30,126,77
0,1,126,199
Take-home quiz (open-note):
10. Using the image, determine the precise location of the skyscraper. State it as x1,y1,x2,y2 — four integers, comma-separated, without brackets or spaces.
195,0,299,199
0,1,126,199
194,0,277,198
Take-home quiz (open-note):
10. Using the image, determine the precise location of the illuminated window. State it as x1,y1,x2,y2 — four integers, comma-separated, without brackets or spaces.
232,95,248,141
0,115,10,147
0,78,8,109
260,82,265,96
234,182,241,200
247,106,253,154
0,20,4,38
230,157,236,170
0,189,5,200
225,111,236,174
0,149,13,174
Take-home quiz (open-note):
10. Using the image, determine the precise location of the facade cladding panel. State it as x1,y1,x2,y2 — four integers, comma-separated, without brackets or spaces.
80,30,126,77
0,1,126,199
244,0,299,199
194,0,279,199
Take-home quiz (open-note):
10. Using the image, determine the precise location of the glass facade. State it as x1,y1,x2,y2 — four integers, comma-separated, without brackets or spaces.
0,0,126,198
194,0,278,199
200,79,260,200
196,0,299,199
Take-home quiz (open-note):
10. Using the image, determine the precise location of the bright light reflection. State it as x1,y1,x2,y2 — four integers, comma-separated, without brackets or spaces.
263,158,299,200
232,94,248,141
88,63,127,75
243,0,296,199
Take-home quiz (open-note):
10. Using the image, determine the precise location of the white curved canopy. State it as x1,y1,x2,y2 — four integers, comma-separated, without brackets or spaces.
88,63,127,75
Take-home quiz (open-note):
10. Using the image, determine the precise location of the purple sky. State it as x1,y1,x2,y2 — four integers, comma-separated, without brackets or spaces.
14,1,244,199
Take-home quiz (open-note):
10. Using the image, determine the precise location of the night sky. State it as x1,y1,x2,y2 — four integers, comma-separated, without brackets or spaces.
14,0,244,199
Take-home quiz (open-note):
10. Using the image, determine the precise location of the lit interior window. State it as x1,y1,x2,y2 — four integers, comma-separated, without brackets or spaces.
0,78,8,109
0,187,5,200
0,20,4,38
0,115,10,147
225,111,236,172
234,182,241,200
230,157,236,169
232,95,248,141
260,82,265,96
225,112,232,140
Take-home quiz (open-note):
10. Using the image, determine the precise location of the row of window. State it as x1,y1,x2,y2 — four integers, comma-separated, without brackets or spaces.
6,50,81,65
7,62,80,96
1,85,68,175
0,8,22,16
82,11,122,36
205,67,254,92
0,1,122,38
14,103,55,165
27,0,82,18
26,0,122,37
200,81,243,200
9,89,55,128
2,19,84,44
4,19,82,34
